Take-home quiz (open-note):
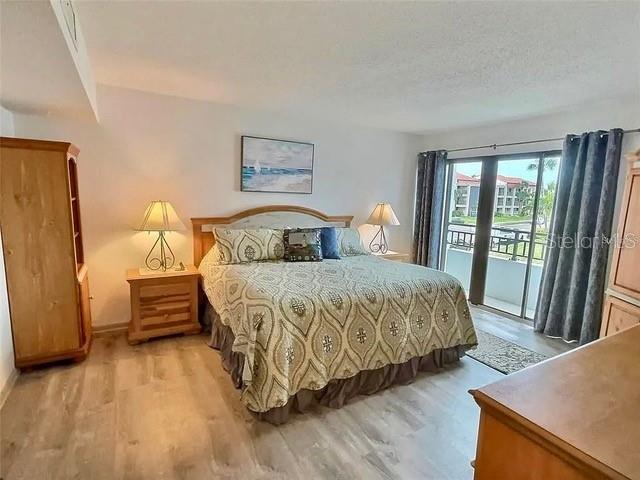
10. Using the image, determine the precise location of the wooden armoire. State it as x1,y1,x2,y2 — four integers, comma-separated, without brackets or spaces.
601,148,640,337
0,137,92,368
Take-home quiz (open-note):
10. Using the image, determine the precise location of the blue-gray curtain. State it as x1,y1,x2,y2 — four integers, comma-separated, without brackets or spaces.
535,129,623,345
413,150,447,268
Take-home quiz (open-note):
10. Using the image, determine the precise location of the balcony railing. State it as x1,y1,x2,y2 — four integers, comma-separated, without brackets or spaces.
446,224,547,262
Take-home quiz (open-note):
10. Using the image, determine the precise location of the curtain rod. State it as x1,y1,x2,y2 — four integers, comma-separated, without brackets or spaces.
438,128,640,154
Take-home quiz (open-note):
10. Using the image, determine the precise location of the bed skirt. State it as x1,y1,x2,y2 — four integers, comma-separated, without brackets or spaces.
204,304,468,425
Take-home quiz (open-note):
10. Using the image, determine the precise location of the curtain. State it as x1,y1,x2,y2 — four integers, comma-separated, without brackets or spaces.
535,129,623,345
413,150,447,268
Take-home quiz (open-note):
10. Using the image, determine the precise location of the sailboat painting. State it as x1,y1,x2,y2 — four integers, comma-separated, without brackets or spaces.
241,136,314,194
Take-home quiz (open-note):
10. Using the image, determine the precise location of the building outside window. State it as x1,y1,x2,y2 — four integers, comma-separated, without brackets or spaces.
453,173,536,218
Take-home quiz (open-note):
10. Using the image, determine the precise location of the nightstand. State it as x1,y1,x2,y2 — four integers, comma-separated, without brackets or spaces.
372,250,411,263
126,265,201,344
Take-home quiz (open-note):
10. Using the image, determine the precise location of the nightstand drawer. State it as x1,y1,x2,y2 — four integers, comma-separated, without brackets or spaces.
140,300,191,318
141,312,192,328
139,282,190,299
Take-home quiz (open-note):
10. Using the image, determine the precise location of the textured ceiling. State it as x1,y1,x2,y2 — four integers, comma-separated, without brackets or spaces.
76,1,640,133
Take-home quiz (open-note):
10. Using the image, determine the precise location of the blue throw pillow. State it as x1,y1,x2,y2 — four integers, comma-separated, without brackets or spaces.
320,227,341,259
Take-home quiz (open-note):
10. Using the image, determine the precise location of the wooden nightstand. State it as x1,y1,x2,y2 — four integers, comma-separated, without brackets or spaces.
372,250,411,263
126,265,201,344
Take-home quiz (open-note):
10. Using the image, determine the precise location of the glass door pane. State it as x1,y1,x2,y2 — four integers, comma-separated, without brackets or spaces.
484,157,540,316
442,161,483,294
524,154,561,319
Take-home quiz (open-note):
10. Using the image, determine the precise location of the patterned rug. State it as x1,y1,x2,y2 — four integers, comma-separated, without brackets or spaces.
466,329,548,374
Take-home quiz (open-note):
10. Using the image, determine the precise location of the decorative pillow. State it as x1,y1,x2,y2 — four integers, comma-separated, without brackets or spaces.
200,241,226,267
283,228,323,262
319,227,341,259
336,227,368,256
214,228,284,264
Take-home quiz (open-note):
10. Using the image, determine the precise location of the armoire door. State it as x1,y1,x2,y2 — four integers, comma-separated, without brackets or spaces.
610,164,640,298
1,145,81,359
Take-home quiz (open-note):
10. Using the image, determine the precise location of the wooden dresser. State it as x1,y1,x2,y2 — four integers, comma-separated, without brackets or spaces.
470,325,640,480
601,149,640,337
0,137,92,368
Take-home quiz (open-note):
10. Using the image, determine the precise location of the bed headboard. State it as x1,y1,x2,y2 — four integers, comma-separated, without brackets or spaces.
191,205,353,266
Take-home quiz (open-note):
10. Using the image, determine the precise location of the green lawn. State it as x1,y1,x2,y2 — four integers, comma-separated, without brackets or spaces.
493,214,534,225
451,214,534,226
492,237,547,263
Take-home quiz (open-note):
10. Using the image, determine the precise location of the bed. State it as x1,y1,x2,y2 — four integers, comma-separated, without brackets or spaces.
192,206,477,423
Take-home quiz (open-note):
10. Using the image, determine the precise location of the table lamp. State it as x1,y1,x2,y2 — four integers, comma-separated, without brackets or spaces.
137,200,186,272
366,202,400,254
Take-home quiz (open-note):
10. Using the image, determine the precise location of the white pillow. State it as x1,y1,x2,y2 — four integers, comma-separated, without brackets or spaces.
213,228,285,264
336,227,369,256
200,241,226,268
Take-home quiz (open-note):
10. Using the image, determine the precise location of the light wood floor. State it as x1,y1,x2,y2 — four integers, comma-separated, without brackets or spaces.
1,311,570,480
470,306,575,357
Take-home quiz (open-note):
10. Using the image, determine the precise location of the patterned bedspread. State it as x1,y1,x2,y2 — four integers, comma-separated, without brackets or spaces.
199,255,477,412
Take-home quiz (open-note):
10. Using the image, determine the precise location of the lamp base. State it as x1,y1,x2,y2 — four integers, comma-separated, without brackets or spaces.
369,225,389,254
144,231,176,272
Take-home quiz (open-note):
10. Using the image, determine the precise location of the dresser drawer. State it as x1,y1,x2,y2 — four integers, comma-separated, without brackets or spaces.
601,295,640,337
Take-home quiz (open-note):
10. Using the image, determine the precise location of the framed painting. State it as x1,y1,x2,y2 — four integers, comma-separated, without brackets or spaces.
241,136,314,194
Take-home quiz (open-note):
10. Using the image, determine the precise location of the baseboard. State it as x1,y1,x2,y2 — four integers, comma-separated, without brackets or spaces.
93,321,129,337
0,368,19,410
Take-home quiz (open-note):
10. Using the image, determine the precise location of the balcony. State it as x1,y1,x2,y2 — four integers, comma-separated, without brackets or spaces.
444,224,548,318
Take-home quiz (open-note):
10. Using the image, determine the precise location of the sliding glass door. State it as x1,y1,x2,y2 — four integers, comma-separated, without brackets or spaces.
441,161,483,294
441,151,561,320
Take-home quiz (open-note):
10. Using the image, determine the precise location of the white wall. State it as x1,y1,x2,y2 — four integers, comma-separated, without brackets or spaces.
0,231,15,401
1,105,14,136
0,105,16,400
13,85,421,327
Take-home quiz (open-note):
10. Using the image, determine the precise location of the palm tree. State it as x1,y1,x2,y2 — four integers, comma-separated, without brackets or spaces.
527,157,558,172
537,182,556,229
515,183,535,217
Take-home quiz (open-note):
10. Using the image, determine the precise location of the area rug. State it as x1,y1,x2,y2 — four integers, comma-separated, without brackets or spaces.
466,329,548,374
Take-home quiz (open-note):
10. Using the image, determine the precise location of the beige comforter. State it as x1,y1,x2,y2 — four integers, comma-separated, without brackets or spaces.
200,255,477,412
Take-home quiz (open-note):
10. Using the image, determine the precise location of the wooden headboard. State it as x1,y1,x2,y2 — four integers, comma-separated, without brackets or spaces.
191,205,353,266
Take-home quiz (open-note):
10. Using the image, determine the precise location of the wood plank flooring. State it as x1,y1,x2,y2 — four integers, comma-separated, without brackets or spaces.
2,332,501,480
470,306,575,357
1,311,569,480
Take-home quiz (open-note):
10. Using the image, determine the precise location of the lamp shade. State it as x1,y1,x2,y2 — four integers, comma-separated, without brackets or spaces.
366,203,400,226
137,201,186,232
